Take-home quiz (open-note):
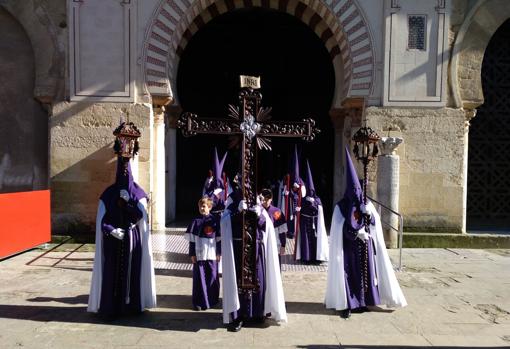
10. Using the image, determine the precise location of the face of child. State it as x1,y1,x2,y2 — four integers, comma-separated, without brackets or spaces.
261,196,272,209
199,202,212,216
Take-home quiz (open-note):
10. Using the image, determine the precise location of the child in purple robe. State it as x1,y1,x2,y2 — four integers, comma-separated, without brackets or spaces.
185,196,221,310
260,188,288,264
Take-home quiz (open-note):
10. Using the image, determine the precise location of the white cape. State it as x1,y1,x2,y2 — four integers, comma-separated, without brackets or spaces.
221,209,287,324
324,202,407,310
88,198,157,313
295,205,329,262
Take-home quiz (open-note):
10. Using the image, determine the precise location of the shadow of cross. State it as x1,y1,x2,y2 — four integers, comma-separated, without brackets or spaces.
177,82,320,291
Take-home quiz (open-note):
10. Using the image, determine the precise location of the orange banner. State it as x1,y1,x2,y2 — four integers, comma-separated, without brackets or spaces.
0,190,51,259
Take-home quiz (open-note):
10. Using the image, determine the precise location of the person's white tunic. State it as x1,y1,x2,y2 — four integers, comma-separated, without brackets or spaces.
87,198,157,313
221,208,287,324
325,202,407,310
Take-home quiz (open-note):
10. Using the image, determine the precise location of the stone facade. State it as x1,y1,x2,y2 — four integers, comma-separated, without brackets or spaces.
0,0,507,235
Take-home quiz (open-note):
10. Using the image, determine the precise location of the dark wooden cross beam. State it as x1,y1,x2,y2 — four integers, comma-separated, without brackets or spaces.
177,85,319,290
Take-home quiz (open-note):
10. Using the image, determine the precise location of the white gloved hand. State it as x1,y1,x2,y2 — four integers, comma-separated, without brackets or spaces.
119,189,130,202
360,204,368,214
213,188,223,196
249,204,262,217
283,190,290,196
111,228,125,240
293,183,300,189
238,200,248,212
306,196,315,203
356,231,369,242
295,206,301,212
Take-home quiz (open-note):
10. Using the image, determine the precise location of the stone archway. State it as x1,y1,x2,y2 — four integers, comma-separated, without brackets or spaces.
451,0,510,110
466,18,510,231
0,0,62,104
173,7,336,218
142,0,375,222
449,0,510,232
143,0,375,106
0,6,49,192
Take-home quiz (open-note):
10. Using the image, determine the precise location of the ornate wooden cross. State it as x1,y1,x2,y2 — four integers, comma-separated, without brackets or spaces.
177,78,319,290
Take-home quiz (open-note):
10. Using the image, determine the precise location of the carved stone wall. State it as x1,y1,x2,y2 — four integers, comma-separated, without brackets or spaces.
50,102,152,233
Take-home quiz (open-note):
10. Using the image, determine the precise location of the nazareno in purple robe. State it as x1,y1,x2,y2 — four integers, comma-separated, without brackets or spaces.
227,190,267,321
298,159,324,262
298,194,321,262
97,156,148,317
185,214,221,309
338,148,380,310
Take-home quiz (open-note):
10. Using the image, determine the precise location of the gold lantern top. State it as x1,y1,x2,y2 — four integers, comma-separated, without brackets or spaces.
113,122,141,158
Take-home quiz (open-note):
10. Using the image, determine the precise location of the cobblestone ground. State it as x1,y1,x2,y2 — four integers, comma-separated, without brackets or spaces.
0,245,509,348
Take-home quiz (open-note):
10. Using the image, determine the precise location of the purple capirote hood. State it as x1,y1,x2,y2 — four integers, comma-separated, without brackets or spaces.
206,147,227,192
100,156,148,205
338,147,364,231
291,145,301,185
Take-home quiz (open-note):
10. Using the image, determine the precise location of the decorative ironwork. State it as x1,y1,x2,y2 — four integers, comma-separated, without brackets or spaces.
467,19,510,230
178,84,320,289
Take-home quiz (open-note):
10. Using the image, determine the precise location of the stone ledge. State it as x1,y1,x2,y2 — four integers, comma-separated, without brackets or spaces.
403,232,510,248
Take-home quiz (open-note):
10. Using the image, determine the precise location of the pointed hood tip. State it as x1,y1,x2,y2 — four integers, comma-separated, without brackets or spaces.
344,146,363,202
305,159,315,193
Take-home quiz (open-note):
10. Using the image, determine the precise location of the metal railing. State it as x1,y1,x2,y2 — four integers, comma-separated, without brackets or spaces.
368,195,404,271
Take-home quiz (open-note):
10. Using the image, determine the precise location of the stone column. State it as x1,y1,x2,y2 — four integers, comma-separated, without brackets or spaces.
165,106,181,222
152,107,166,230
377,137,403,248
330,98,364,204
462,109,477,234
330,108,347,205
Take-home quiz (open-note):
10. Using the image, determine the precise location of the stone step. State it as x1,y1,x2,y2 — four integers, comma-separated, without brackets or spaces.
151,232,329,272
402,232,510,248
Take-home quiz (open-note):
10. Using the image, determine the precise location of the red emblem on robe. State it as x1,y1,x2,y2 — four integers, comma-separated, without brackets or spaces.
273,210,282,220
203,225,214,236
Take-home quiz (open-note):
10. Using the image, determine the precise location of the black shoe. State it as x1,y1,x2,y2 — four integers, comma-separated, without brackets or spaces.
339,309,351,319
352,306,368,313
193,305,202,311
227,319,243,332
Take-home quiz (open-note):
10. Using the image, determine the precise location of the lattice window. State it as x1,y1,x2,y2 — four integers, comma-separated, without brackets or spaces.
408,15,426,50
467,19,510,231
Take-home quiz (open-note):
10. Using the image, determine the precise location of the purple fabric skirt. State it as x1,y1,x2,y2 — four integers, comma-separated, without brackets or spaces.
192,260,220,309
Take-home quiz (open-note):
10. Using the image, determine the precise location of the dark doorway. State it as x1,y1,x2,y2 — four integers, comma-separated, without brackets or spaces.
0,6,48,194
176,8,335,221
467,19,510,232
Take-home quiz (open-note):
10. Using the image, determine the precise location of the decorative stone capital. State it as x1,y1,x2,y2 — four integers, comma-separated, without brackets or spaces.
378,137,403,156
165,105,182,129
329,108,347,129
329,98,364,130
464,109,477,128
152,95,173,107
153,106,165,124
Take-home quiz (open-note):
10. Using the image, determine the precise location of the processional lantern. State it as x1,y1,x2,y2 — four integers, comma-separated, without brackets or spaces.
351,100,380,295
113,120,141,159
351,101,380,205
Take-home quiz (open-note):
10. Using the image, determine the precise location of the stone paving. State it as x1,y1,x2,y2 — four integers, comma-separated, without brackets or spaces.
0,246,509,348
